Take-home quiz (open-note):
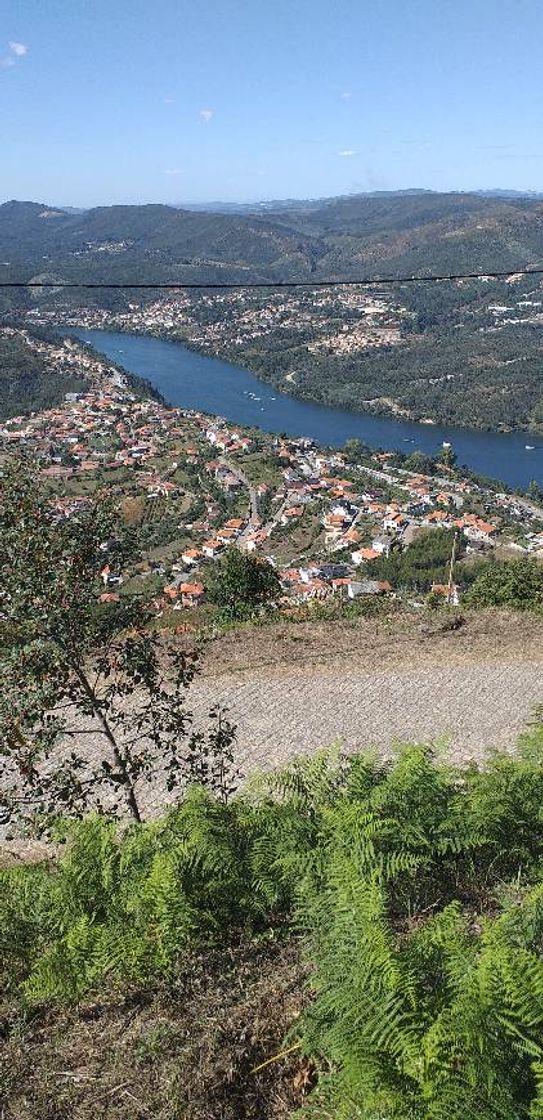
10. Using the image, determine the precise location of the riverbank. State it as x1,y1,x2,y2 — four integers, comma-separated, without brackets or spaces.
69,327,543,490
66,316,543,436
31,277,543,435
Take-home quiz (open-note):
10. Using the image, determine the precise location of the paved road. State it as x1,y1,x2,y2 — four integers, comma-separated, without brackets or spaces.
220,455,259,525
189,659,543,778
3,631,541,828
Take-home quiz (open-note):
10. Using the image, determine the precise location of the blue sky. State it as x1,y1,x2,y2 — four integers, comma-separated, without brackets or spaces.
2,0,543,207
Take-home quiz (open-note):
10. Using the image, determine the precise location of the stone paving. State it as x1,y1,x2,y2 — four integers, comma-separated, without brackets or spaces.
189,660,543,776
3,654,542,829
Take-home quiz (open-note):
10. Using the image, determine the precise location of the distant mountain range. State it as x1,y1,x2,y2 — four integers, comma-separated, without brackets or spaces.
1,190,543,435
2,191,543,294
38,188,543,215
178,188,543,213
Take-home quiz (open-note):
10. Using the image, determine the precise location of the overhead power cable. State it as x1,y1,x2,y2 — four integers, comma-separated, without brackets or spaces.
1,264,543,289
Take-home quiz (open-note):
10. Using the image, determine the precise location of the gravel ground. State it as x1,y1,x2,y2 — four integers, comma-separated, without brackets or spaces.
190,659,543,776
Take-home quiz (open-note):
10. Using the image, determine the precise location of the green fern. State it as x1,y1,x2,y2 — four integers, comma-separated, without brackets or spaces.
4,737,543,1117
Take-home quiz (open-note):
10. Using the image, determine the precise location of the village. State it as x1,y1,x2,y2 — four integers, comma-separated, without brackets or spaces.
30,283,408,360
2,327,543,620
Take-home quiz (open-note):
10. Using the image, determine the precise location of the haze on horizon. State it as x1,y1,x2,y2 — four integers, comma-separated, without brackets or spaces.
3,0,543,209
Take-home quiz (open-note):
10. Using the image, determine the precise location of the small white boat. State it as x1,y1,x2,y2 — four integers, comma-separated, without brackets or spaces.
526,445,536,451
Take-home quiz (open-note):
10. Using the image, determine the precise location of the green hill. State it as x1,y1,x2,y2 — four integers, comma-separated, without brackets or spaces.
4,191,543,285
3,192,543,429
0,329,88,420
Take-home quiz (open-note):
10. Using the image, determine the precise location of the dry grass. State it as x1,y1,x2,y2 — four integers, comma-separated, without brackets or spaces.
0,938,309,1120
197,607,543,678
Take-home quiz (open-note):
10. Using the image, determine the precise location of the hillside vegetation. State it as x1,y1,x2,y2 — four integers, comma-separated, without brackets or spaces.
4,732,543,1117
3,192,543,428
4,192,543,284
0,330,88,420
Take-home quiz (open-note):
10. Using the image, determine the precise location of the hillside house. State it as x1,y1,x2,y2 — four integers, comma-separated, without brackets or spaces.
431,582,460,606
422,510,452,529
352,546,380,566
372,536,392,556
382,512,408,534
181,547,201,567
462,518,497,544
180,582,205,608
202,540,224,559
281,505,304,525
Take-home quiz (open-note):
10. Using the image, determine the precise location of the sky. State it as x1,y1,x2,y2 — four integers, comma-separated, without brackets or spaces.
3,0,543,207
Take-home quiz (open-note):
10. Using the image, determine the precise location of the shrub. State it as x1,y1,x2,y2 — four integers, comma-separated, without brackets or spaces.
4,731,543,1117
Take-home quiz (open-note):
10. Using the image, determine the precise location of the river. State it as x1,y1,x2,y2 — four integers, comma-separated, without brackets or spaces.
76,329,543,490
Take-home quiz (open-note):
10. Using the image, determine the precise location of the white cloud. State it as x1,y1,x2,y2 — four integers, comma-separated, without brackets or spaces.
1,40,27,70
199,108,213,123
164,168,184,175
339,149,357,158
340,91,351,100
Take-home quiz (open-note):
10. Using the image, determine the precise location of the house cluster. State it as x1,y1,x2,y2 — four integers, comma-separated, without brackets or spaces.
0,334,212,490
150,426,543,611
36,284,408,360
3,327,542,619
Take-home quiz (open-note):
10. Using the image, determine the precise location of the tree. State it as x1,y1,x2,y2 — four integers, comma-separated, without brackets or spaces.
466,557,543,611
0,459,239,830
371,528,460,593
404,449,435,475
527,479,543,504
207,548,281,620
343,437,372,465
439,442,457,470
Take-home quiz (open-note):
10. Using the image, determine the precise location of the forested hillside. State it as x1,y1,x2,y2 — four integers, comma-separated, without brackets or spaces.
3,191,543,429
0,329,88,420
3,191,543,286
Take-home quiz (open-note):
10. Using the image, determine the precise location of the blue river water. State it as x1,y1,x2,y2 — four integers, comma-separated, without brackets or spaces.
77,329,543,491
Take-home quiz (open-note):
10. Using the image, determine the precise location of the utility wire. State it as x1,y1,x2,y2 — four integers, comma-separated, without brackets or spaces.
1,265,543,289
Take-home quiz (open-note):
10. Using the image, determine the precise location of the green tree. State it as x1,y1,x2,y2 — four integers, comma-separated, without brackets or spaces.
343,437,372,465
404,449,436,475
527,479,543,504
207,548,281,619
466,557,543,611
439,442,457,470
371,528,459,593
0,459,238,829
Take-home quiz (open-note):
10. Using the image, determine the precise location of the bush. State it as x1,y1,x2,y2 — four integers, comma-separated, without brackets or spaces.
4,729,543,1116
466,557,543,610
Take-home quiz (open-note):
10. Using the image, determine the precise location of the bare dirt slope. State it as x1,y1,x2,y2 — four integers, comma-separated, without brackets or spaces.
2,610,541,841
